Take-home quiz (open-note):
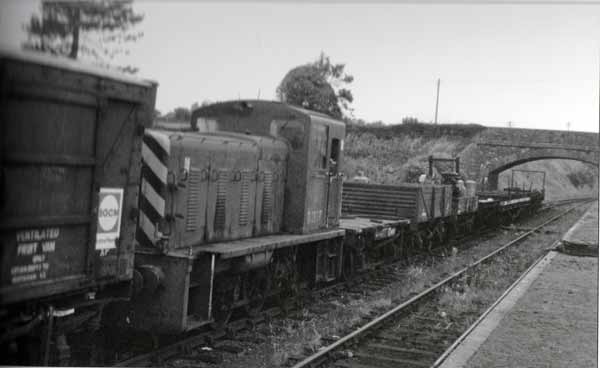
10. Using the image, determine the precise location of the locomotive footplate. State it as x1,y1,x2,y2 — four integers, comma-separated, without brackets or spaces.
188,228,345,259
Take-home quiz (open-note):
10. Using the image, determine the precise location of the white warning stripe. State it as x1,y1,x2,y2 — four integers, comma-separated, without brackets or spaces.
145,129,171,154
139,210,160,242
142,143,168,183
141,178,165,216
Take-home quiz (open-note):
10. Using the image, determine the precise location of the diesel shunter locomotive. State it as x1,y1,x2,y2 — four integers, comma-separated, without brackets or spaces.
131,100,347,332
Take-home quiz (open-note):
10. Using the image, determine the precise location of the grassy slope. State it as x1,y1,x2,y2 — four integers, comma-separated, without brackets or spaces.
344,123,598,199
343,123,483,184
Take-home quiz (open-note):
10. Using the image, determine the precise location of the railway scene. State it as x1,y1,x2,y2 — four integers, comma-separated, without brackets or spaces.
0,1,599,367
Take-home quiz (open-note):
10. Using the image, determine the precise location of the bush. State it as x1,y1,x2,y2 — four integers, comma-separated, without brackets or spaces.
567,170,596,188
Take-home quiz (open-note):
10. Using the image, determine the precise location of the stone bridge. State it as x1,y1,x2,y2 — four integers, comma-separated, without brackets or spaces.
461,127,599,190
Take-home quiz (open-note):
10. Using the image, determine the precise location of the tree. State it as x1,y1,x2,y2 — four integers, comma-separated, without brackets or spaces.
402,117,420,124
277,52,354,119
173,107,191,122
23,0,144,73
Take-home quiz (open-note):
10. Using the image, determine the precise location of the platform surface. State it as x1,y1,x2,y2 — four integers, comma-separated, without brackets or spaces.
440,251,598,368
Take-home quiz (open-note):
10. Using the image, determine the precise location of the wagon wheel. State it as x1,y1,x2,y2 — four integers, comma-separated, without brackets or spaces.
211,276,240,330
383,240,398,260
393,229,405,259
243,269,271,318
435,222,447,247
511,208,522,222
409,232,423,254
447,218,457,240
424,229,435,253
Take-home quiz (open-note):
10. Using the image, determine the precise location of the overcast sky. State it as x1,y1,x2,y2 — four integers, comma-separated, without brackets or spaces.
1,0,599,132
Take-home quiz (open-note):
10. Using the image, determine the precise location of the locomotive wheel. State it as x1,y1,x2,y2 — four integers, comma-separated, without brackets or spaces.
243,269,271,318
211,276,240,329
342,249,356,280
272,254,299,314
465,216,474,233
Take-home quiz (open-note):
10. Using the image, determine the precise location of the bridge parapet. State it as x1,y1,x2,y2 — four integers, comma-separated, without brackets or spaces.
477,140,599,153
478,127,599,148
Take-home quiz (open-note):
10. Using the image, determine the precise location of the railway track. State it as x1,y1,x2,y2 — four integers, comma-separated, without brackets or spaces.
540,196,597,210
112,198,592,367
287,200,591,368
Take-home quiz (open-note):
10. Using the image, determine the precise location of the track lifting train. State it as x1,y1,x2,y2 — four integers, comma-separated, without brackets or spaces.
0,49,544,364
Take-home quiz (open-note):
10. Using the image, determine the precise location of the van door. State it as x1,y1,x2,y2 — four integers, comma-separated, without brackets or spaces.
326,137,342,226
305,123,329,231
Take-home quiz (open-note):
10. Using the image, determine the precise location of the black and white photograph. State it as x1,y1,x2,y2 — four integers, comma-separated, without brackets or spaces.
0,0,598,366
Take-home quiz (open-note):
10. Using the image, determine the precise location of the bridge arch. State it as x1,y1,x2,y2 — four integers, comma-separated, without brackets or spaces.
460,127,599,190
487,155,598,190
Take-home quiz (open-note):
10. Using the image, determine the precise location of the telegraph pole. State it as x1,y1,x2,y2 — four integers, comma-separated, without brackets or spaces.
434,78,440,124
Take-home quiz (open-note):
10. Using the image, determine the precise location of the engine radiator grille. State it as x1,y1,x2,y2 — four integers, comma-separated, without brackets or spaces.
261,171,273,225
239,170,251,226
185,168,202,232
214,170,228,231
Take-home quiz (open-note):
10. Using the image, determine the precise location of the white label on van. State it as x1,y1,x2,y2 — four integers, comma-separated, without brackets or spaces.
184,156,191,172
96,188,124,250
